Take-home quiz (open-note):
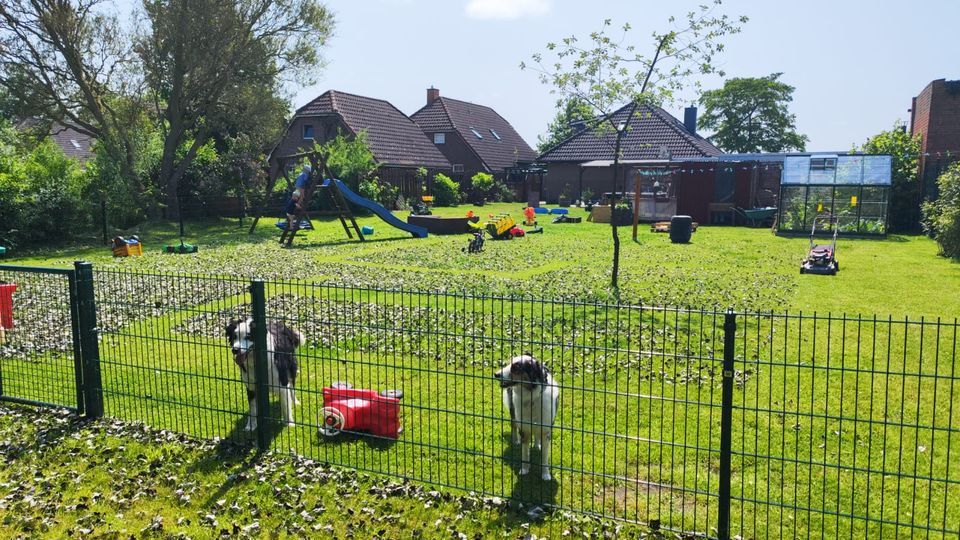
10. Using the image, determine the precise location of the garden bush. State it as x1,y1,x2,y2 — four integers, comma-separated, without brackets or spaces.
0,130,92,245
470,172,494,201
469,172,514,202
860,125,922,232
432,173,460,206
922,162,960,258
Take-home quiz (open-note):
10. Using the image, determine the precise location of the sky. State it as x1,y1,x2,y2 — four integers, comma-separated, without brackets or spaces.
289,0,958,152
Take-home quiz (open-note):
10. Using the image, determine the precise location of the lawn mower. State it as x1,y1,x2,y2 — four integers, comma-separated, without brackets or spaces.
800,214,840,275
319,382,403,439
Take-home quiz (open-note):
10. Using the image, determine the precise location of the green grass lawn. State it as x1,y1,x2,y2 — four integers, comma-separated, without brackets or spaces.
0,404,644,539
5,202,958,316
1,204,958,538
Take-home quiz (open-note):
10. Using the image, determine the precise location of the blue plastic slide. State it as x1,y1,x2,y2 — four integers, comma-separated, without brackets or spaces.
323,179,428,238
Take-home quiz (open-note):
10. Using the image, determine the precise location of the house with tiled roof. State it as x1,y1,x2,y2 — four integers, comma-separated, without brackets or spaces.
272,90,451,196
411,88,537,185
536,103,721,204
16,120,96,164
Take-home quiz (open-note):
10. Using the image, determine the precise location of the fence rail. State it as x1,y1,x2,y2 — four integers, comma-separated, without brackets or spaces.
0,263,957,538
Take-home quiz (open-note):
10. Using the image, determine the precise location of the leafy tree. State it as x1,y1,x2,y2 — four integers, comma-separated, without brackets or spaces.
0,125,91,244
523,2,745,290
0,0,148,201
922,162,960,258
432,174,461,206
859,124,922,232
137,0,335,218
698,73,808,153
470,172,495,200
321,131,377,190
537,97,593,154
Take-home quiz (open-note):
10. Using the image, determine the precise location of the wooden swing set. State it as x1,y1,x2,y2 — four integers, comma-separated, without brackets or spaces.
247,149,365,246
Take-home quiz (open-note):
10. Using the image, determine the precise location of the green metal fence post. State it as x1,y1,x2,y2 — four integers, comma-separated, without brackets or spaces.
250,279,271,451
67,270,85,414
74,261,103,419
717,309,736,540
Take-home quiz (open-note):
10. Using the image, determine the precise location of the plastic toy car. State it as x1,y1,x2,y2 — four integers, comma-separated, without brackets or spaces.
319,382,403,439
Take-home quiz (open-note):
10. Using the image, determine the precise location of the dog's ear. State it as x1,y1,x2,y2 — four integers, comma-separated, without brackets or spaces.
523,351,534,360
226,320,237,340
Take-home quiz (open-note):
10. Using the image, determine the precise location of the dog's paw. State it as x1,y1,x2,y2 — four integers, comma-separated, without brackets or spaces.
286,421,295,427
519,466,530,476
541,471,552,481
244,423,256,432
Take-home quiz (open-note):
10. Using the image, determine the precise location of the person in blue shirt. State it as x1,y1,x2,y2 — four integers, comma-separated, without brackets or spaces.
292,164,312,201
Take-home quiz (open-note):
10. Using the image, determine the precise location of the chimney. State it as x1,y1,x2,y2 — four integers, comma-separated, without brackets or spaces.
427,87,440,104
683,106,697,135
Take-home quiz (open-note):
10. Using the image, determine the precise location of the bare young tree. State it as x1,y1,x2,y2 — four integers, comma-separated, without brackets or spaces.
524,1,746,291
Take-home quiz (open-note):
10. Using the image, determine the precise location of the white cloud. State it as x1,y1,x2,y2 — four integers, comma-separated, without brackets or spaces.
464,0,550,20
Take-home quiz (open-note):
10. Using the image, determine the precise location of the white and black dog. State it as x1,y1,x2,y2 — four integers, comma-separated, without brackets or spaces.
495,353,560,481
226,318,303,431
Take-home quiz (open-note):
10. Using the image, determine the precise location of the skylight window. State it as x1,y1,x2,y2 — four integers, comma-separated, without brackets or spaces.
469,128,484,139
489,129,501,140
70,139,81,149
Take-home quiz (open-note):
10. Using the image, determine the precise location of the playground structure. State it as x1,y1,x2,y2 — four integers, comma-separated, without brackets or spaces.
248,149,427,246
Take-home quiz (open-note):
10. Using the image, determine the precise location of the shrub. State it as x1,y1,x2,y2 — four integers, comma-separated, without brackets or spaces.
490,180,515,202
922,162,960,258
860,125,922,232
432,173,460,206
377,181,400,210
0,133,92,244
358,177,381,204
323,131,377,191
470,172,494,200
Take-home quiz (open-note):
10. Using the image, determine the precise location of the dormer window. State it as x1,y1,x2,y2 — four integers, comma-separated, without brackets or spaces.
434,133,445,144
469,128,483,139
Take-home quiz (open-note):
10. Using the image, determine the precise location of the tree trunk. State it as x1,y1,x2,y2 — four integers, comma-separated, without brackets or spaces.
611,139,623,291
158,123,188,220
163,135,207,221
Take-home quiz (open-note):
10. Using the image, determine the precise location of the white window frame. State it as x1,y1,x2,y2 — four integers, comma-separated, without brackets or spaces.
452,164,464,173
434,133,446,144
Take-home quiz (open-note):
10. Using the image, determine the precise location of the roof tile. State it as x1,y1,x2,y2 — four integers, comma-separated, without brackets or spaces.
412,97,538,171
296,90,450,169
538,103,721,162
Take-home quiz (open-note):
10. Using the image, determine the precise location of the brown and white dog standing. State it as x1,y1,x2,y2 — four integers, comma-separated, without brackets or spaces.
226,318,303,431
495,353,560,480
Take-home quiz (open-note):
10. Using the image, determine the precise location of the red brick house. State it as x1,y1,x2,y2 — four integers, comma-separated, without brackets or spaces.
910,79,960,199
271,90,451,196
537,104,722,203
411,88,538,186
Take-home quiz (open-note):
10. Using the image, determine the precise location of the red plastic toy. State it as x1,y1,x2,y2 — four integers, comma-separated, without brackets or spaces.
0,282,16,330
320,383,403,439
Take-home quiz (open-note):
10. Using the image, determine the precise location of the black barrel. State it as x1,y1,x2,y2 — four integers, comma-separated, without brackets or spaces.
670,215,693,243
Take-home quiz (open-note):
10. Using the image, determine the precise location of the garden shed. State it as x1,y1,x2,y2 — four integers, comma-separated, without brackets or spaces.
776,154,892,235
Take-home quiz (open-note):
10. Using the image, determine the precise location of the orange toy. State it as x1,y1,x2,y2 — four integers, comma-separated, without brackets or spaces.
523,206,536,226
